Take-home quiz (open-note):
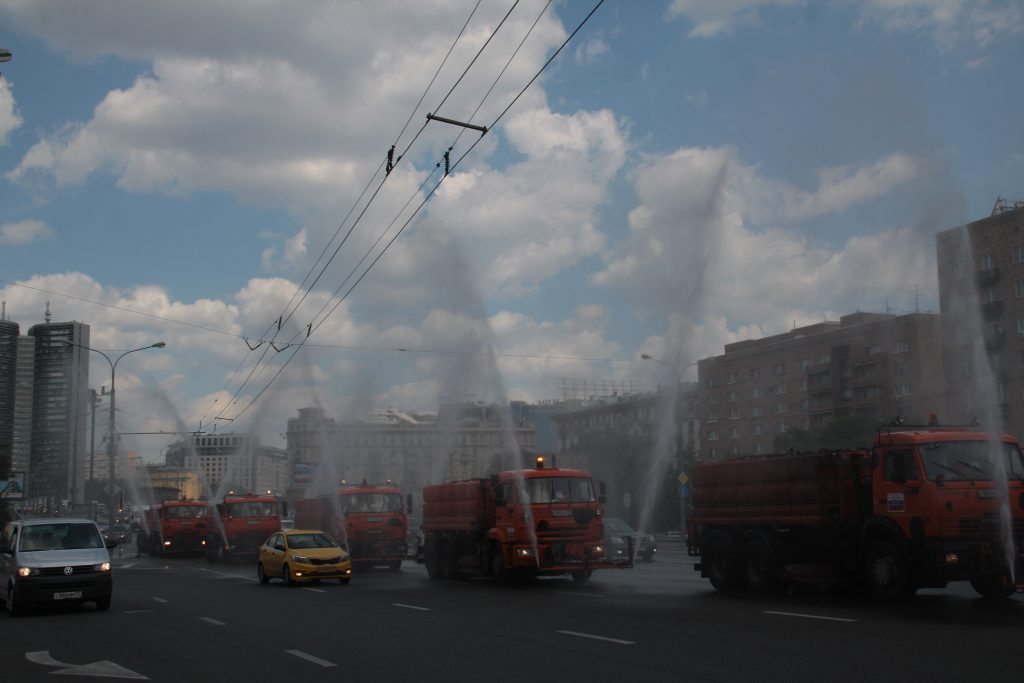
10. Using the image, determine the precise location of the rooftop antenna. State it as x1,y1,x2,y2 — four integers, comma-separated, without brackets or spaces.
1,300,5,320
45,300,52,323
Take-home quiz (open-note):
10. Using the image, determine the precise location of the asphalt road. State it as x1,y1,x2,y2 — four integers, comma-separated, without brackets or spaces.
4,540,1024,682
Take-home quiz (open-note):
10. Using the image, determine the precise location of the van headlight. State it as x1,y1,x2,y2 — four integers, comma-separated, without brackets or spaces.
17,566,39,577
95,562,111,572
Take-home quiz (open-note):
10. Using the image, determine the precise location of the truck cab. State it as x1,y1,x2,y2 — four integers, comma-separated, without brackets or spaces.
206,494,283,562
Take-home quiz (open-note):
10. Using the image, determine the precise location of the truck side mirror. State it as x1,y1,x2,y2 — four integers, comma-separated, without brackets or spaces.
281,501,289,518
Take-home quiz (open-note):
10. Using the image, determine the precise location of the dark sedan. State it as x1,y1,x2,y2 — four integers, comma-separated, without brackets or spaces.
604,518,657,562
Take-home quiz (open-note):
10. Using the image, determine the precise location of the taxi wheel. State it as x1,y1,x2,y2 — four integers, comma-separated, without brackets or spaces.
282,563,293,586
257,563,270,585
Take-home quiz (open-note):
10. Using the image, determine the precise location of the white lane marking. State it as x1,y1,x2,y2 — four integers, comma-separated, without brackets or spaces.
557,630,635,645
303,587,326,593
763,611,857,623
117,562,137,569
26,651,149,679
123,609,155,614
152,597,168,603
286,650,337,668
199,617,226,626
392,603,431,611
195,567,250,580
556,591,604,598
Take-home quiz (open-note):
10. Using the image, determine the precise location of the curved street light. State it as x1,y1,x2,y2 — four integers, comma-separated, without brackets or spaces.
60,340,166,527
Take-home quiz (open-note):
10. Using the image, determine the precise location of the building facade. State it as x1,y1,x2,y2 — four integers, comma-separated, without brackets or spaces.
936,200,1024,439
166,432,288,498
285,403,535,509
25,321,90,506
0,320,17,485
695,312,945,460
12,335,35,481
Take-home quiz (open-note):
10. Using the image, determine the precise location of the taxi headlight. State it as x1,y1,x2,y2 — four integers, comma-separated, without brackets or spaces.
291,553,311,563
95,562,111,572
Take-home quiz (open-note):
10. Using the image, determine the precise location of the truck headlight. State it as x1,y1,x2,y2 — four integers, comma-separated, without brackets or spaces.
515,547,533,558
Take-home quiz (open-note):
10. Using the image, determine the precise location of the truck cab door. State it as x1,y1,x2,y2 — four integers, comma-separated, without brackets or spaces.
873,448,923,533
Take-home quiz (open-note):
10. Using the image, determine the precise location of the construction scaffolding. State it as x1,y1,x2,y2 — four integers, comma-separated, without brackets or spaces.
558,377,643,401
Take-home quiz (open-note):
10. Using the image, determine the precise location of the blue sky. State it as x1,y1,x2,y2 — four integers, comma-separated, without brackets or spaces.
1,0,1022,459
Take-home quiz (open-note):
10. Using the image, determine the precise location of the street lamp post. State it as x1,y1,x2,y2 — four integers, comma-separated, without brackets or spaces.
61,340,166,528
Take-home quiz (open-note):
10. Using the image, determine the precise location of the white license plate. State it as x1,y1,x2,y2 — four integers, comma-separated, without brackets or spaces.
54,591,82,600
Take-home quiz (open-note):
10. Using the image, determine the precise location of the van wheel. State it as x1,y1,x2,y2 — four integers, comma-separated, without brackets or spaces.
6,586,21,617
95,594,111,611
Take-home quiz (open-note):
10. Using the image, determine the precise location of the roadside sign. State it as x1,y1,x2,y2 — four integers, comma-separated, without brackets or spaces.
678,472,689,486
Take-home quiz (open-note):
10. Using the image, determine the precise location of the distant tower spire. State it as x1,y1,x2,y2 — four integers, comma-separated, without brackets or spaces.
45,300,52,323
1,300,5,320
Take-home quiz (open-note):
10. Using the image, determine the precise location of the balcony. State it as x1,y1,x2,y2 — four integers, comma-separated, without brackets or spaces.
977,267,1001,287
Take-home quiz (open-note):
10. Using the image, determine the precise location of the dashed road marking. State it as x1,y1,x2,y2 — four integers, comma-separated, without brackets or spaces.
303,587,326,593
557,630,635,645
392,603,431,611
199,617,226,626
556,591,604,598
123,609,155,614
286,650,337,668
152,597,168,603
763,611,857,623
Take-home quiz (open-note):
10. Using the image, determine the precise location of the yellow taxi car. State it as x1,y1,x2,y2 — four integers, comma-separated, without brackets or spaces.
257,529,352,585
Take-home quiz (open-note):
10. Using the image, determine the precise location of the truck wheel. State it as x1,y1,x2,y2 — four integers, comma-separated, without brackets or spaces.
865,540,915,601
571,569,592,584
706,538,742,591
742,537,780,592
970,574,1014,599
258,563,270,584
424,537,440,580
439,539,456,580
491,543,510,585
389,559,402,572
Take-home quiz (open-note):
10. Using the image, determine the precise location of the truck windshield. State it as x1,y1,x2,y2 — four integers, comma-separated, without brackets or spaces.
20,523,104,551
919,441,1024,482
523,476,595,503
165,505,208,519
342,493,402,513
226,502,278,518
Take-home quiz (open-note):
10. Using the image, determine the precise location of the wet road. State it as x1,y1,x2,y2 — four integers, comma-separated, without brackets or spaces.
4,540,1024,682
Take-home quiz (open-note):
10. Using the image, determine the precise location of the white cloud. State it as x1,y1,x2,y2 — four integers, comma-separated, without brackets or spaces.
575,37,609,64
0,219,54,245
855,0,1024,50
0,78,22,145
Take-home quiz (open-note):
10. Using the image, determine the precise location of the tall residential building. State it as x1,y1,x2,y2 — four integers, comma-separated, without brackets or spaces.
26,321,90,506
12,335,35,479
936,200,1024,439
695,312,945,460
0,320,18,482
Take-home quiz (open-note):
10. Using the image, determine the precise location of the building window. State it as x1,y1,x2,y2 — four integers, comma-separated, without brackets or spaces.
799,379,807,391
751,406,763,417
708,448,718,459
952,260,963,278
708,430,718,441
982,254,996,270
706,395,718,406
728,391,739,403
728,408,740,420
819,355,830,365
774,363,785,376
894,384,911,397
705,377,716,388
749,387,762,399
986,287,998,303
776,402,787,414
728,428,740,439
799,358,810,370
1014,245,1024,264
1016,280,1024,298
895,339,909,353
707,413,718,423
749,368,760,380
726,373,737,384
753,423,762,435
776,422,787,433
753,443,763,454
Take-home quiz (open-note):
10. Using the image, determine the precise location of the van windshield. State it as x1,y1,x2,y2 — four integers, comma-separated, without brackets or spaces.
20,523,104,551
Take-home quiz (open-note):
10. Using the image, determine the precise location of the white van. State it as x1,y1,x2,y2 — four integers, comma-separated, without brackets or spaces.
0,518,115,616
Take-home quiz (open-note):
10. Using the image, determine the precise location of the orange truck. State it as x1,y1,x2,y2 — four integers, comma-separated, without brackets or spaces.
204,493,284,562
686,423,1024,599
294,482,409,570
140,499,209,556
419,458,630,584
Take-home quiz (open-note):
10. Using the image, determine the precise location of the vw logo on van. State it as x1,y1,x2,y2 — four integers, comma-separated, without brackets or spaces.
63,566,73,575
